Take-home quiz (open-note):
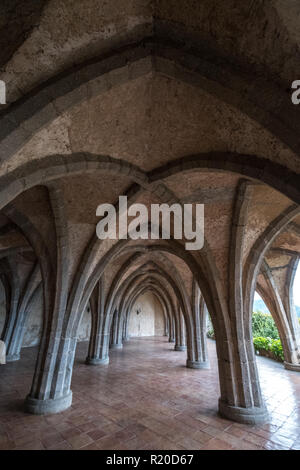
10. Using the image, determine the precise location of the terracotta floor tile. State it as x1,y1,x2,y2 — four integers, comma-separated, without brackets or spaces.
66,433,94,449
0,337,300,450
60,427,81,440
47,440,73,450
95,435,122,450
192,430,212,444
201,438,234,450
87,429,107,441
16,440,45,450
41,432,65,449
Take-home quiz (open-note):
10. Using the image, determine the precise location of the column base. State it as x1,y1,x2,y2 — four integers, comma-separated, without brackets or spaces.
6,353,20,362
169,338,175,343
85,356,109,365
218,399,268,425
174,345,187,351
186,359,210,369
284,361,300,372
24,391,72,415
110,343,123,350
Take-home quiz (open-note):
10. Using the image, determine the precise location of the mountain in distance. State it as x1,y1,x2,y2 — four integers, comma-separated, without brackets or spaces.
253,299,300,317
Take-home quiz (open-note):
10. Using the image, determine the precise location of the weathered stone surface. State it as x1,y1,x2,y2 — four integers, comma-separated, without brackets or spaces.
0,2,299,436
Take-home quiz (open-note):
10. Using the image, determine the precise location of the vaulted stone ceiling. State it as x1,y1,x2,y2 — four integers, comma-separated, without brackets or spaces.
0,0,299,424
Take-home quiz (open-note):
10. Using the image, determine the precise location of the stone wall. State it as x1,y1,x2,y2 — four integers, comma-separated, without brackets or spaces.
0,284,43,348
0,284,163,351
77,308,91,342
0,281,91,348
128,292,165,337
22,289,43,347
0,281,5,341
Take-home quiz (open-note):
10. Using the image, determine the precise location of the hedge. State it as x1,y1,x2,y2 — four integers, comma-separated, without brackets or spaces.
207,311,286,362
253,336,284,362
252,311,280,340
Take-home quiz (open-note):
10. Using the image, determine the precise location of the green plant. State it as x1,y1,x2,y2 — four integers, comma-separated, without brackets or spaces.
270,339,284,361
207,327,215,339
253,336,284,362
252,311,279,340
207,311,285,363
253,336,272,352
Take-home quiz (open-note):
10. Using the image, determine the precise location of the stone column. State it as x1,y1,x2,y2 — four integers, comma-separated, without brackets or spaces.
122,308,130,341
0,264,20,361
282,257,300,371
86,279,110,365
168,314,175,343
4,263,41,362
5,186,73,415
174,308,187,351
164,314,169,336
186,280,210,369
110,309,123,349
258,257,300,371
24,267,73,415
217,181,268,424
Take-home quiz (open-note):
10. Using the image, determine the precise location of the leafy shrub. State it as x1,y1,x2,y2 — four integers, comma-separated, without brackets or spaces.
252,311,279,340
253,336,272,351
270,339,284,361
253,336,284,362
207,327,215,339
206,314,215,339
207,311,284,362
252,312,284,362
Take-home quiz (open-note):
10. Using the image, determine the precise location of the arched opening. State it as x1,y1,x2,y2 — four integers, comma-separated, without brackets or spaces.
1,1,300,450
77,304,92,343
0,278,6,337
253,292,270,315
73,303,92,367
293,264,300,322
128,292,165,338
252,291,283,362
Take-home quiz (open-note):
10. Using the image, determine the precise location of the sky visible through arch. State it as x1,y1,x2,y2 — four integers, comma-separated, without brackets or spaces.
294,264,300,307
254,263,300,314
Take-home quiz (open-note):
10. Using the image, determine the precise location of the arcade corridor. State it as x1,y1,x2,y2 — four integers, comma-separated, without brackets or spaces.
0,338,299,450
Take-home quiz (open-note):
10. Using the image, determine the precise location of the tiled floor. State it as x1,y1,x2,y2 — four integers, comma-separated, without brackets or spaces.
0,337,300,450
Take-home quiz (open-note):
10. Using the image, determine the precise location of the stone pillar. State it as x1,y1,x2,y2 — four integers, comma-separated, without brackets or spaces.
110,309,123,349
116,307,126,346
168,314,175,343
217,181,268,424
283,258,300,371
122,309,130,341
174,309,187,351
258,257,300,371
217,331,268,424
164,314,169,336
0,266,20,361
186,281,209,369
8,283,42,362
24,269,73,415
3,263,41,362
4,187,73,415
85,279,110,365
